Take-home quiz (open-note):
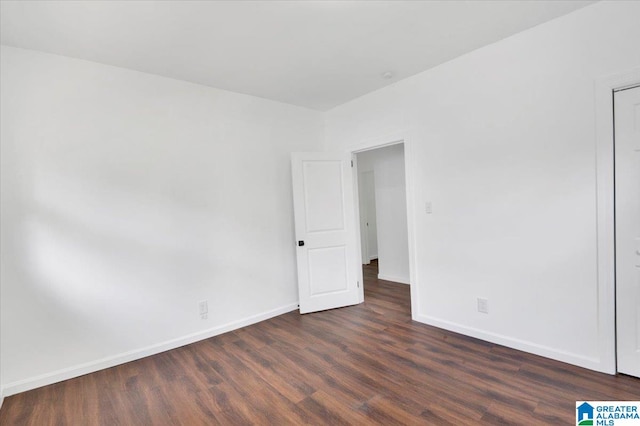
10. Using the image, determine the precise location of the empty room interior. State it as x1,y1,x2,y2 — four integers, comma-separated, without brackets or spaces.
1,0,640,424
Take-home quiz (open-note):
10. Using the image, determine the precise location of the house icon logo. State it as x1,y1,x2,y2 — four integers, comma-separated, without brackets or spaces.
577,402,594,425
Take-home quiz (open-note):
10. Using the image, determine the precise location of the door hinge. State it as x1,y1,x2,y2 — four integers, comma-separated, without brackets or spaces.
357,281,360,288
351,160,353,167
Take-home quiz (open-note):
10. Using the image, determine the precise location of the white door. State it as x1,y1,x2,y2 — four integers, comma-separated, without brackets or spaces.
358,170,378,265
291,152,362,314
615,85,640,378
363,171,378,261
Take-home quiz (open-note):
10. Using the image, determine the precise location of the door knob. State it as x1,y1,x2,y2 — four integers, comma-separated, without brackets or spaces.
298,241,305,247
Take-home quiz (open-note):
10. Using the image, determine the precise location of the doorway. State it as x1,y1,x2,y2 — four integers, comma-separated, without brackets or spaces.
595,70,640,375
354,143,410,286
614,84,640,378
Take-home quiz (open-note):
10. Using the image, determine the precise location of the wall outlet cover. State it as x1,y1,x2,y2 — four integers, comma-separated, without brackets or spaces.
477,297,489,314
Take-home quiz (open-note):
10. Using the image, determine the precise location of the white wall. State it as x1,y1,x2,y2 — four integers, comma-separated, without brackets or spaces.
0,46,324,394
357,145,410,284
324,1,640,372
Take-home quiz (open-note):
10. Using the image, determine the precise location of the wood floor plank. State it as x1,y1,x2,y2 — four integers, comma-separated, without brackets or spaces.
1,260,639,424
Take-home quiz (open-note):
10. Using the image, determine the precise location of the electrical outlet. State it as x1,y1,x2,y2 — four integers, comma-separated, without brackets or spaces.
199,300,208,319
425,201,432,214
477,297,488,314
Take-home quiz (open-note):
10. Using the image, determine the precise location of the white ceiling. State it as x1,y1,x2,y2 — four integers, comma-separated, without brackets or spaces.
0,0,595,111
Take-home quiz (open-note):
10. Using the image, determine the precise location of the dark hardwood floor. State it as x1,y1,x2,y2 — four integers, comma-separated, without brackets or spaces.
1,260,639,425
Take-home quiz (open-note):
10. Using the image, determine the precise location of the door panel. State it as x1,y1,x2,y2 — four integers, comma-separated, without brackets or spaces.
303,161,345,232
308,246,348,295
615,85,640,378
291,152,362,314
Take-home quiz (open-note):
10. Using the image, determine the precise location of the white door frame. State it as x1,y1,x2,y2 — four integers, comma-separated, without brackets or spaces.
350,132,419,319
595,68,640,374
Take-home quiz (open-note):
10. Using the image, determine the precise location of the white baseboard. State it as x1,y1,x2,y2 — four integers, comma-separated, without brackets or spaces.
377,273,410,285
414,313,607,373
3,303,299,397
